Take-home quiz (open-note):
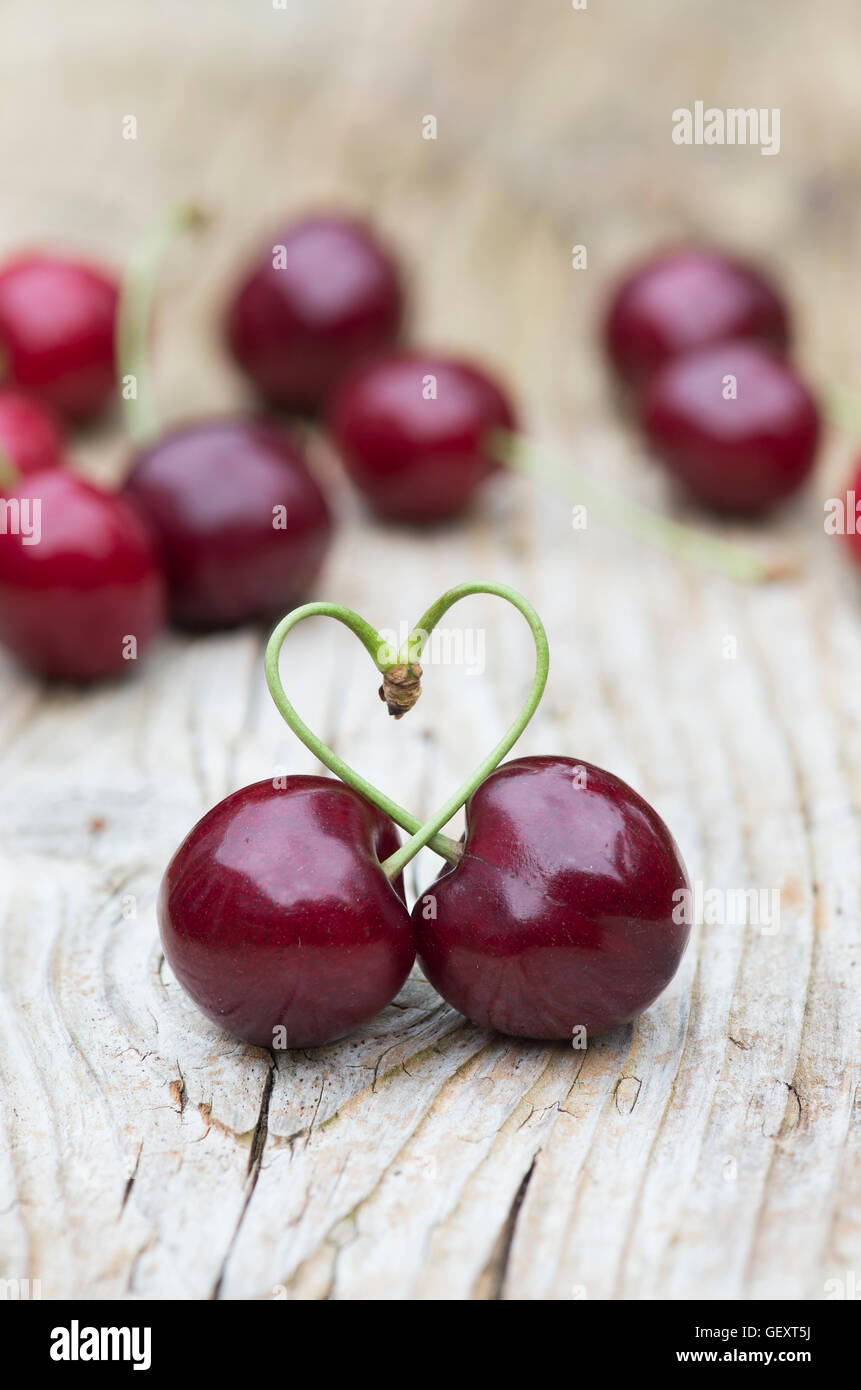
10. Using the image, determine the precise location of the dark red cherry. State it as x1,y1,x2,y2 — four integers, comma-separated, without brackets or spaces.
159,776,413,1048
412,756,690,1040
0,255,119,422
640,340,820,514
0,469,165,680
122,419,332,630
226,215,403,412
606,248,789,391
0,389,64,483
328,351,516,523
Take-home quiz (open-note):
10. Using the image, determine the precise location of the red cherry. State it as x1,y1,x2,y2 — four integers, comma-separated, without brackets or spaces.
226,215,403,412
329,351,516,523
606,248,789,391
412,756,690,1040
0,255,119,422
122,419,333,630
159,777,413,1048
0,389,65,482
640,340,820,514
0,469,165,680
841,461,861,568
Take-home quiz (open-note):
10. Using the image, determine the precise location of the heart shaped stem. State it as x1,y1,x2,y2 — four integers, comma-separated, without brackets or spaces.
379,582,549,878
265,582,549,880
266,601,462,865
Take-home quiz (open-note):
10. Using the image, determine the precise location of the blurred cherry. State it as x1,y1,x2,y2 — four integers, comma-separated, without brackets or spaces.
0,469,165,680
0,255,119,421
123,419,332,630
606,248,789,391
641,340,820,513
0,389,64,485
329,351,516,522
227,214,404,412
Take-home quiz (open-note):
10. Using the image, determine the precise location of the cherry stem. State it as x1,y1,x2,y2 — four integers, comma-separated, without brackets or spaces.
0,447,18,492
829,385,861,438
379,582,549,879
264,582,550,881
490,429,781,584
117,205,205,446
265,602,463,865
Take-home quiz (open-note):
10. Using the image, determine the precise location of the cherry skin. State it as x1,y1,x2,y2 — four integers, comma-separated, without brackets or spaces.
0,389,65,483
328,351,516,523
606,248,790,391
226,215,403,412
159,776,413,1049
640,340,820,514
412,756,691,1040
122,419,333,630
841,459,861,570
0,255,119,422
0,469,166,680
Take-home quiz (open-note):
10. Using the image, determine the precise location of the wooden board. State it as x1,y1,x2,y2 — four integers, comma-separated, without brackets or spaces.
0,0,860,1300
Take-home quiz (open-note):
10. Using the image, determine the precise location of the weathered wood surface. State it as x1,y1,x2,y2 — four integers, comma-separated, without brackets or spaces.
1,0,860,1300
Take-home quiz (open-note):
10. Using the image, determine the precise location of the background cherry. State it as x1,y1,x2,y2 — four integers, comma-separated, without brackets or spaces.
227,214,404,412
640,339,820,513
606,247,790,392
0,469,165,680
122,418,332,630
328,351,516,522
159,776,413,1049
0,254,119,421
0,389,65,483
412,755,691,1040
841,459,861,569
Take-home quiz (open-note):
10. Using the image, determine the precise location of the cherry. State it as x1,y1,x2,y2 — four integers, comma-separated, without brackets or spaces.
159,776,413,1049
640,340,820,514
328,351,516,522
122,419,332,630
0,255,119,421
0,389,65,483
841,459,861,570
227,214,403,412
412,756,690,1040
606,248,790,391
0,469,165,680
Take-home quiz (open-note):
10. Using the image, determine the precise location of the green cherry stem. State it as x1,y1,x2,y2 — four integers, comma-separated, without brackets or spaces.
0,446,18,493
828,385,861,438
116,205,205,446
490,429,785,584
265,602,462,865
380,582,549,879
265,582,549,881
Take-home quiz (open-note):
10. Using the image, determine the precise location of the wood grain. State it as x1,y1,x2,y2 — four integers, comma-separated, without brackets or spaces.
0,0,860,1300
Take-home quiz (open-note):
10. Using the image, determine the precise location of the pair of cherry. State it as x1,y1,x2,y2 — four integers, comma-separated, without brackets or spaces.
0,253,170,678
0,214,512,680
159,584,691,1047
605,247,821,513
